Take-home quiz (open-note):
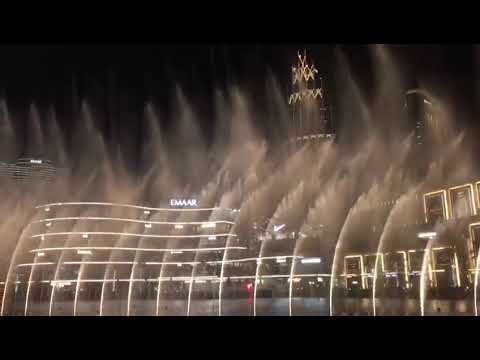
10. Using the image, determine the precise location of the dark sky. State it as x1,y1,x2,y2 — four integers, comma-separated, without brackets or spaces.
0,44,477,165
0,44,475,109
0,44,474,96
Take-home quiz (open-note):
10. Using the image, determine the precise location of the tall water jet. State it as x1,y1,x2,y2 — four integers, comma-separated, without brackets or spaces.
0,98,19,162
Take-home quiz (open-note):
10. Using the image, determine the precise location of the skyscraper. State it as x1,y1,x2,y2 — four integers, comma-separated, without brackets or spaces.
404,89,438,147
404,89,441,180
288,51,335,147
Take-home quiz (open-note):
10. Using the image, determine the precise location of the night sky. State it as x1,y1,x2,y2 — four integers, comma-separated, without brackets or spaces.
0,44,475,110
0,44,478,164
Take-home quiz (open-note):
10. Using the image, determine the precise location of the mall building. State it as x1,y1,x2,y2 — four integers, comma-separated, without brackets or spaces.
342,179,480,297
2,197,328,316
1,200,246,316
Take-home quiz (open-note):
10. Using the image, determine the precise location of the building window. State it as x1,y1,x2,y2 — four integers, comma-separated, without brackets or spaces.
424,191,448,223
449,185,475,219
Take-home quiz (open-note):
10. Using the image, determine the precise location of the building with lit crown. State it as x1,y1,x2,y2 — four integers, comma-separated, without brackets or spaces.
288,50,335,147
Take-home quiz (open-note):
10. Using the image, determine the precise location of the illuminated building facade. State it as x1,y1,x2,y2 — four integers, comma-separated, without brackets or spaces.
338,90,475,297
1,200,329,316
249,219,327,315
342,178,480,297
1,201,243,316
13,158,56,183
0,157,57,183
288,51,335,147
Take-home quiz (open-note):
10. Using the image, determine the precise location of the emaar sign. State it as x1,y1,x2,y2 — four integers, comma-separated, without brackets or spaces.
169,199,198,207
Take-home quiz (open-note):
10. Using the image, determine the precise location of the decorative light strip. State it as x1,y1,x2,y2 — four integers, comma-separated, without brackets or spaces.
397,251,410,288
77,250,92,255
36,202,229,212
301,257,321,264
16,257,308,268
145,262,200,266
32,232,236,239
34,217,235,226
229,274,332,279
17,262,54,267
206,255,303,265
476,181,480,209
201,223,216,229
418,232,437,239
52,279,115,283
64,261,136,265
30,246,246,254
292,51,318,84
18,273,335,285
288,88,323,105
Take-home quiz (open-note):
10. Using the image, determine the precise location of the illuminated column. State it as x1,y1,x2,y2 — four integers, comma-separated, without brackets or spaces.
24,261,38,316
288,254,296,316
453,251,461,288
218,225,237,316
1,220,36,316
126,262,137,317
397,251,410,289
475,181,480,210
360,256,366,290
470,223,480,280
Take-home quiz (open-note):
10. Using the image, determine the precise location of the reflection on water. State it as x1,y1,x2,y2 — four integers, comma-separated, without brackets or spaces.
23,297,473,316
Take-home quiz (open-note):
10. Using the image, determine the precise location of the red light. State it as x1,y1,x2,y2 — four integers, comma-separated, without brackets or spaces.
246,283,253,292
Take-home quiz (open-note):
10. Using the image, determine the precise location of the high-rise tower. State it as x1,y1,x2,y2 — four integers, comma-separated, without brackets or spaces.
288,51,335,147
405,89,438,147
404,89,446,180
